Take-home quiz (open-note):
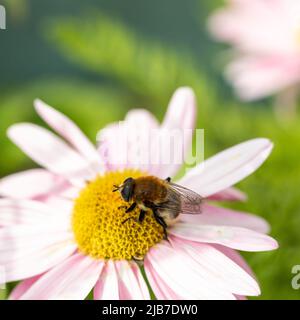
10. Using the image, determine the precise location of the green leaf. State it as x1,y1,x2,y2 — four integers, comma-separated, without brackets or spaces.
45,12,215,111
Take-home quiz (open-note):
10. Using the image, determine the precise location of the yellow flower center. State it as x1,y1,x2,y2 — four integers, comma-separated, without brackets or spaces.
72,169,164,260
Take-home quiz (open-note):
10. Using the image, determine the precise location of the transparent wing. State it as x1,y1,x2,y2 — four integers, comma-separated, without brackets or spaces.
168,182,203,214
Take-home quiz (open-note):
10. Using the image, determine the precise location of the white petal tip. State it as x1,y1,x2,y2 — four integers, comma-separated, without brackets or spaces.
260,235,279,251
260,139,274,161
34,98,50,113
166,87,197,122
7,123,36,140
252,287,261,296
254,137,273,148
263,138,273,150
270,238,279,250
244,283,261,297
243,138,274,164
34,98,43,105
7,124,21,140
173,87,196,99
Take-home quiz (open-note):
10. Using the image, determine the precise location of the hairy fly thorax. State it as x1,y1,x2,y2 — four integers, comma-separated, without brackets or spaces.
133,176,169,203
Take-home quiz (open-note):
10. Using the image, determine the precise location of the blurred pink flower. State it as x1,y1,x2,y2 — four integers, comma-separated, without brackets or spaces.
0,88,277,300
208,0,300,101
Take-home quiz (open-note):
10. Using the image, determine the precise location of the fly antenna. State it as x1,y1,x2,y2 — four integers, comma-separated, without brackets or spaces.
112,184,120,192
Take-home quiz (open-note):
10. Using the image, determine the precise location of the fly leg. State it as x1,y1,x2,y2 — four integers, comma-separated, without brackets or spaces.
153,210,168,240
123,209,146,225
118,202,137,212
140,201,168,239
122,217,136,224
125,202,137,213
144,201,168,239
121,202,137,224
138,209,146,223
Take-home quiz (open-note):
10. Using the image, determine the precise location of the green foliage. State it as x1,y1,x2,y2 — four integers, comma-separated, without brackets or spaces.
46,13,215,114
201,0,225,10
2,0,28,22
0,288,6,300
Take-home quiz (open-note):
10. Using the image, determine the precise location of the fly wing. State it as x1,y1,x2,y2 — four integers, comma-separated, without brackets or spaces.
168,182,203,214
153,186,182,218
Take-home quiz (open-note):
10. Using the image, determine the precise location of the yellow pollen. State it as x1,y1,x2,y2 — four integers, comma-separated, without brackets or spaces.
72,169,164,260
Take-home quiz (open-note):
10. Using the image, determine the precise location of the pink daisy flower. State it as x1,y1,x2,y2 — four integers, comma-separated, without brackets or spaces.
208,0,300,101
0,87,277,300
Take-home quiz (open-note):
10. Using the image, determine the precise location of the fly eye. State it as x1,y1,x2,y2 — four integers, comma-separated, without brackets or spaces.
121,184,132,202
120,178,135,202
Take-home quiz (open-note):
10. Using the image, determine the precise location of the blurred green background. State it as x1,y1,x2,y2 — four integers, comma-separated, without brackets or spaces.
0,0,300,300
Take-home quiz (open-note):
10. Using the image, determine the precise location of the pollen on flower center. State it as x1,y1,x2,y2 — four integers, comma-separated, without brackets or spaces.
72,169,165,260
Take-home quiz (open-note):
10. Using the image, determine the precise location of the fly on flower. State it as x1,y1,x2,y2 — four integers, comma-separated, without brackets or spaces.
0,87,278,300
114,176,203,239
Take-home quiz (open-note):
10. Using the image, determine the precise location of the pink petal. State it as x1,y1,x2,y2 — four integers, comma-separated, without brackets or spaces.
44,196,74,216
20,253,103,300
132,264,151,300
0,169,69,200
0,224,73,259
144,259,181,299
169,221,278,252
97,110,159,173
208,0,300,55
207,187,247,201
158,87,197,178
94,260,150,300
97,122,121,171
212,244,255,278
115,261,150,300
2,239,76,282
94,260,119,300
226,55,300,101
7,123,96,184
9,274,42,300
0,199,74,282
124,262,150,300
0,199,70,226
34,99,104,174
59,186,80,199
170,238,260,296
145,241,235,299
97,87,196,178
178,138,273,197
180,204,270,234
